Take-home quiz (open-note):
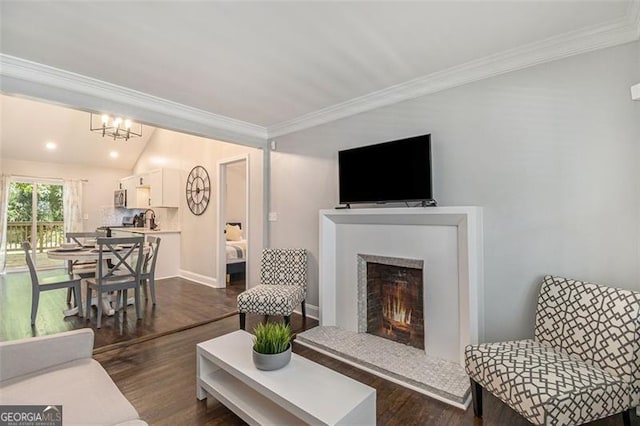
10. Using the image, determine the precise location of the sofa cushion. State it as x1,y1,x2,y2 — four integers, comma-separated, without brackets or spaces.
237,284,305,316
0,358,141,426
0,328,94,382
465,339,629,426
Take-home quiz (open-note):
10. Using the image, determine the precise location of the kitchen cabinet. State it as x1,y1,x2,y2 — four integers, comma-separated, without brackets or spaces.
119,168,179,209
120,176,150,209
120,176,135,196
134,189,150,209
148,168,180,208
137,173,149,186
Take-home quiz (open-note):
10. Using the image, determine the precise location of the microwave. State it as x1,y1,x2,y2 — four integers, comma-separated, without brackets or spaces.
114,189,127,208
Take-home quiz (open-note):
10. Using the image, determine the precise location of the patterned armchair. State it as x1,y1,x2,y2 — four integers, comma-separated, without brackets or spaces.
237,248,308,330
465,275,640,426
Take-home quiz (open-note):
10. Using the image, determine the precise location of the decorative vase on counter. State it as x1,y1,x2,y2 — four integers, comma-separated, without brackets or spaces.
252,322,292,371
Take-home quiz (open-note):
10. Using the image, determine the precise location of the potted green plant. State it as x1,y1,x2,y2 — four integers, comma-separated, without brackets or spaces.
252,322,292,371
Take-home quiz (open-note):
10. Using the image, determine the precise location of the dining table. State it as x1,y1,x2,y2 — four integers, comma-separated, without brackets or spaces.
47,243,149,317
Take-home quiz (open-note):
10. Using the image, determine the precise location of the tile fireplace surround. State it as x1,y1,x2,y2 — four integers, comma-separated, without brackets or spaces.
296,206,483,409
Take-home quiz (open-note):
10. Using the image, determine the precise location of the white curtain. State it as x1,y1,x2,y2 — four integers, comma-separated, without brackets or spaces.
63,179,83,235
0,175,10,274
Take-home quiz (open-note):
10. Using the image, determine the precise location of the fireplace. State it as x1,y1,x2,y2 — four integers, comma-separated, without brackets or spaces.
366,262,424,349
300,207,482,409
357,254,425,350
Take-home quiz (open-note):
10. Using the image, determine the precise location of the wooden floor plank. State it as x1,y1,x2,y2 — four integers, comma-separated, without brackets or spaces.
0,270,245,348
95,315,638,426
3,271,636,425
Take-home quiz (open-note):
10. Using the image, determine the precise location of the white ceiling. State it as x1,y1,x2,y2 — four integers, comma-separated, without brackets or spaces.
0,0,638,149
1,94,156,169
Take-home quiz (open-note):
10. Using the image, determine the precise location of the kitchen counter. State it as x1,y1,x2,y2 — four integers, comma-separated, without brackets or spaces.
128,228,181,234
111,228,180,235
110,228,181,278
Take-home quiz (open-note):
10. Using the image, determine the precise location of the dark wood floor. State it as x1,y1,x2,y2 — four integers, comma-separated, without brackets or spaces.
95,313,638,426
0,270,245,348
3,270,636,425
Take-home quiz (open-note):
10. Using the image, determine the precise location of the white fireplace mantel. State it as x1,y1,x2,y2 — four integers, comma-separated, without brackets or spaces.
319,206,484,365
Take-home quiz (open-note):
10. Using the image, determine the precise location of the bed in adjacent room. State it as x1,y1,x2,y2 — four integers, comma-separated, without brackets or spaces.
225,222,246,281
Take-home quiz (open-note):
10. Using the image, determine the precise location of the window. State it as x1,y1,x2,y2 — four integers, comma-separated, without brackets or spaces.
6,180,65,270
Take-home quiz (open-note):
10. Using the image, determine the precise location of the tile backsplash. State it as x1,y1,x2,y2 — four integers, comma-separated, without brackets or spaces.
97,206,179,230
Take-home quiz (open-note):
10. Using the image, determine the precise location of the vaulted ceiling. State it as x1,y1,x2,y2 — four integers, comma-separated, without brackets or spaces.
1,0,638,152
1,94,156,169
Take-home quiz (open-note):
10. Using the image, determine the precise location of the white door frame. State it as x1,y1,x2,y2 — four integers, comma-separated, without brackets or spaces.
216,154,250,289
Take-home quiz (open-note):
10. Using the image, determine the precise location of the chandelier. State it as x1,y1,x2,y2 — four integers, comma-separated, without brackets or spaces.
90,113,142,141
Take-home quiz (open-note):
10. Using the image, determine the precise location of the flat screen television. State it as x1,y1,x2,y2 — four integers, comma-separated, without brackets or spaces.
338,134,433,205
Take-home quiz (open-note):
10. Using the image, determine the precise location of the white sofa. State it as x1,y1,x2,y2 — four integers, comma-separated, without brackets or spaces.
0,328,147,426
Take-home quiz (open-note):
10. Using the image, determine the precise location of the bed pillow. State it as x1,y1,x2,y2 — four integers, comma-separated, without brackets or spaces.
226,224,243,241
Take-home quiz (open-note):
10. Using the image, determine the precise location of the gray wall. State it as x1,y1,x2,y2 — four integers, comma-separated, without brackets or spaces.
270,41,640,342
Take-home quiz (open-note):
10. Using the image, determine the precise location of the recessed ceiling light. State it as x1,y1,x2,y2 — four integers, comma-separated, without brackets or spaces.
45,142,57,150
109,151,119,158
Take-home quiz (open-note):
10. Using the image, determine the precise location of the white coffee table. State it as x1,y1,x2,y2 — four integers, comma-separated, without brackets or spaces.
196,330,376,425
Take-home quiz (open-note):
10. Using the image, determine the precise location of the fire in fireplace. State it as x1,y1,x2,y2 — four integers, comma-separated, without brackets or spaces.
366,261,424,349
384,281,413,325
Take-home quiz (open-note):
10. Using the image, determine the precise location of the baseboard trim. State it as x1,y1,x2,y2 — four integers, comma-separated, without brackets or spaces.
178,269,222,288
293,302,319,320
155,274,178,280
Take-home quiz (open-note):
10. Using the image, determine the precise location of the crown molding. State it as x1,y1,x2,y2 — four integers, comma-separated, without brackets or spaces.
631,0,640,38
2,1,638,142
267,3,640,138
0,54,269,142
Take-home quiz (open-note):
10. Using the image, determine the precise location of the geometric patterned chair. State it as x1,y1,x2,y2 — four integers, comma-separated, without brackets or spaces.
465,275,640,426
237,248,307,330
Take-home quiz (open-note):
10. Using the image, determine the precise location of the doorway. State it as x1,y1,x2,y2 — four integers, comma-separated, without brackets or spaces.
5,179,65,271
217,155,249,289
